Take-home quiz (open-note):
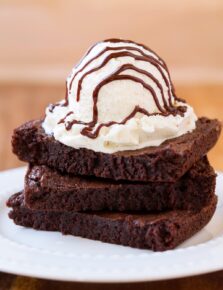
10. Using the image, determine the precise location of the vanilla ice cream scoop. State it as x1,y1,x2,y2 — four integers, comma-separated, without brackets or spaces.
43,39,197,153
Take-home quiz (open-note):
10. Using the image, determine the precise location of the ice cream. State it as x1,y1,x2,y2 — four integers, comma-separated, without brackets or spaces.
42,39,197,153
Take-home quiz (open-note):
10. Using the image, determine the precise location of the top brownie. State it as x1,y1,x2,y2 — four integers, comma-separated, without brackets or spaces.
12,117,221,182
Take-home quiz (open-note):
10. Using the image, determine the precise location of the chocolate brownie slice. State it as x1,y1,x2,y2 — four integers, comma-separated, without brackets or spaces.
7,192,217,251
24,156,216,212
12,118,221,182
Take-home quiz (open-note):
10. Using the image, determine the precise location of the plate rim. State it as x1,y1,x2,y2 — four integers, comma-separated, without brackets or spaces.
0,166,222,283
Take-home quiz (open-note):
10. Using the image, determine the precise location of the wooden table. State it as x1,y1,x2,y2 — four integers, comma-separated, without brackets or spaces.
0,83,222,289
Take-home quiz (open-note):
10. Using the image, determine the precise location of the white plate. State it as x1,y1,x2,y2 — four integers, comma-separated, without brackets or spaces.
0,167,223,282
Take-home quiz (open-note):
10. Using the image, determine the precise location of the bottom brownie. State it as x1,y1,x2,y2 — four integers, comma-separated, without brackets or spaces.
7,192,217,252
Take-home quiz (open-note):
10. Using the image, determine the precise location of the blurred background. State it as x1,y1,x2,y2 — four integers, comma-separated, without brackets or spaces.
0,0,222,171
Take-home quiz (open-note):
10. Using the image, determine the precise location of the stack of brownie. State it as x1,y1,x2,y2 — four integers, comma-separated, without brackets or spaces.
7,117,221,251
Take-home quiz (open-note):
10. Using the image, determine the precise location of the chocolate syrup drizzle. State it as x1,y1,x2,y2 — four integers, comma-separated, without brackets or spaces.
52,39,186,139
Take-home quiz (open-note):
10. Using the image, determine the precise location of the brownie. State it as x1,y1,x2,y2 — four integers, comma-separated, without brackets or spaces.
24,156,216,212
12,118,221,182
7,192,217,252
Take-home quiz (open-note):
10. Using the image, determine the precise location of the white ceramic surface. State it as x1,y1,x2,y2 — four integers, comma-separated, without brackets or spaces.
0,167,223,282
